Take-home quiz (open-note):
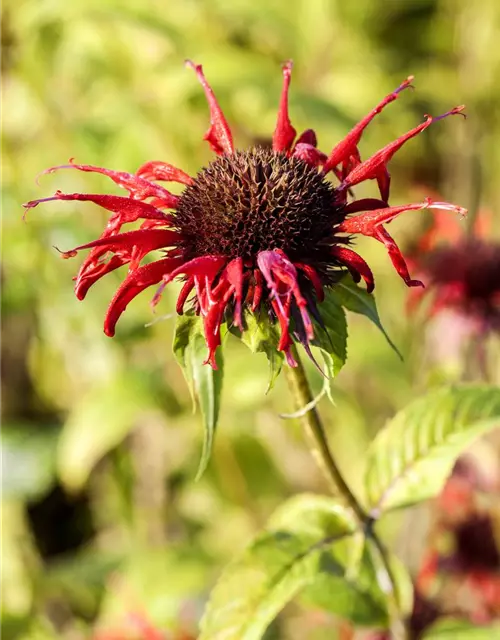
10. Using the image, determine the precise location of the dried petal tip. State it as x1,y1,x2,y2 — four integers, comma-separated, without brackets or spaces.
434,105,467,120
54,247,78,259
425,199,468,218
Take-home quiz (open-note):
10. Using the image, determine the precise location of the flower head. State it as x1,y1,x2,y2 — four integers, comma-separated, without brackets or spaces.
24,61,466,368
408,209,500,335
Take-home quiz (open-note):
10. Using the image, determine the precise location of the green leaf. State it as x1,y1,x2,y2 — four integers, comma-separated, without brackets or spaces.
422,618,500,639
200,494,396,639
173,313,224,479
331,275,401,359
312,291,348,401
364,385,500,514
232,309,284,392
57,372,159,492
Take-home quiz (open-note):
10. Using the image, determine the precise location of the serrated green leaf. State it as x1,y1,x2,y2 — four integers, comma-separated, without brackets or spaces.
422,618,500,639
233,310,284,392
331,275,402,359
200,494,395,639
173,313,224,479
312,292,348,401
364,385,500,514
57,372,159,492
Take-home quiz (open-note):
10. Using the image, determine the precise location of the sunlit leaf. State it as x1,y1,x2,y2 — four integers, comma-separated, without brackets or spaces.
331,275,402,359
422,618,500,639
232,309,284,392
173,313,224,479
200,494,396,639
364,385,500,514
312,292,348,401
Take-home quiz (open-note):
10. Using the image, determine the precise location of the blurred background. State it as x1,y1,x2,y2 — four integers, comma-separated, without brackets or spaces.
2,0,500,638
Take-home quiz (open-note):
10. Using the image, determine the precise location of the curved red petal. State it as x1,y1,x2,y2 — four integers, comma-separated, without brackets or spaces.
323,76,414,176
172,277,194,315
295,262,325,302
104,257,183,336
186,60,234,155
69,228,182,255
75,255,128,300
272,61,297,153
331,246,375,293
340,107,465,198
224,257,244,328
292,143,327,167
164,255,227,286
38,162,179,207
294,129,318,147
375,226,424,288
135,160,194,186
24,192,172,231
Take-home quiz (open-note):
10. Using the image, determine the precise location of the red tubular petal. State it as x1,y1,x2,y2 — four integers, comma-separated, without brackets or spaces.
331,246,375,292
251,268,263,311
38,162,179,207
272,61,297,153
201,288,234,368
271,298,297,367
104,257,183,336
75,254,128,300
323,76,414,176
135,161,194,186
375,226,424,287
295,129,318,147
202,309,222,368
338,199,467,236
338,202,428,235
375,167,391,204
24,192,172,231
340,106,466,197
186,60,234,155
69,228,182,256
164,255,227,286
295,263,325,302
337,199,466,288
292,143,327,167
257,250,313,341
175,277,195,314
224,257,244,329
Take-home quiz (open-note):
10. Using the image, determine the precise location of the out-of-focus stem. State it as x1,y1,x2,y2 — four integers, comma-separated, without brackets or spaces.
285,347,406,638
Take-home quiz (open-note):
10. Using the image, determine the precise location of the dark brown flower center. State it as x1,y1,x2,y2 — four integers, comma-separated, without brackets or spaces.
175,148,344,261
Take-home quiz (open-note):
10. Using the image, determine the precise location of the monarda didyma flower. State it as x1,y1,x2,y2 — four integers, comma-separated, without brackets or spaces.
408,209,500,336
24,61,466,368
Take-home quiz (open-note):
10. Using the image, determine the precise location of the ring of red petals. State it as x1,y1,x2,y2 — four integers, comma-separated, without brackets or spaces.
24,61,467,368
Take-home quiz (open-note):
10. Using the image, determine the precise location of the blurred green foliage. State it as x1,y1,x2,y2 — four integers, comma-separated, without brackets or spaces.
2,0,500,638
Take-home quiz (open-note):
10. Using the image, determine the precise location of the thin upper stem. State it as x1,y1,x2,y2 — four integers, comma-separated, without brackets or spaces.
284,347,366,521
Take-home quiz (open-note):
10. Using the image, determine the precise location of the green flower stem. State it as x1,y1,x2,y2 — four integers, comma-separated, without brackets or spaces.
285,347,366,520
285,347,405,637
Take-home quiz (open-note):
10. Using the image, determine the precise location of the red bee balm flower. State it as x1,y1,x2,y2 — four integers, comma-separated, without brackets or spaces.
24,61,466,368
409,210,500,335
